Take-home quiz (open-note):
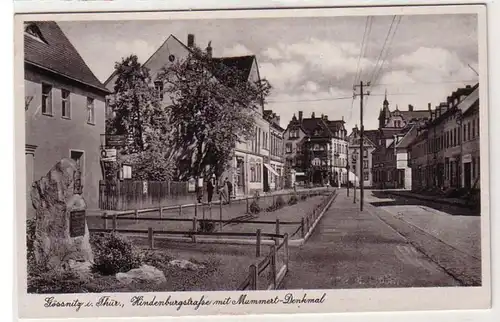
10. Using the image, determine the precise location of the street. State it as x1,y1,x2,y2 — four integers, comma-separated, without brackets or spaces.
280,189,481,289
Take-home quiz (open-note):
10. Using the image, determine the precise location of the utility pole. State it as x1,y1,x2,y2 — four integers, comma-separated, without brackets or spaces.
353,81,370,212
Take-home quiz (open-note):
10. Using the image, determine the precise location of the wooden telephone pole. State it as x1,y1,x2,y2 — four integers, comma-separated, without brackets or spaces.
353,81,370,211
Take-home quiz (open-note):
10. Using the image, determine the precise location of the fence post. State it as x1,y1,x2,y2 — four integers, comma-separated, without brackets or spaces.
202,203,206,221
270,245,277,290
250,264,258,290
192,217,197,243
275,219,280,246
179,205,182,216
301,218,305,238
194,202,198,219
246,197,249,214
112,214,117,231
284,233,289,272
148,227,154,249
219,200,223,231
135,209,139,224
102,212,107,230
256,229,261,257
209,202,212,220
159,206,163,219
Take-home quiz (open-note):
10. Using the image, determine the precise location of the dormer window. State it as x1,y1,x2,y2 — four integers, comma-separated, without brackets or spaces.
24,23,47,44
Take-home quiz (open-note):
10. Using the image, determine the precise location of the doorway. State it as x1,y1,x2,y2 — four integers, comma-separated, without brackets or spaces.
464,162,472,189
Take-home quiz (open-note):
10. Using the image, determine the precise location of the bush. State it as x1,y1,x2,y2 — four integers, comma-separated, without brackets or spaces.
288,194,298,205
90,232,143,275
28,268,87,294
249,200,261,214
300,194,308,201
198,219,215,232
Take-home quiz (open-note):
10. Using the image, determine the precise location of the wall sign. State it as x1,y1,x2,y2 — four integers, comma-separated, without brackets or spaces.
69,210,86,238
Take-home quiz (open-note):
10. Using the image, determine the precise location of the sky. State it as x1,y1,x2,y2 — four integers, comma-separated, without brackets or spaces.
58,13,479,132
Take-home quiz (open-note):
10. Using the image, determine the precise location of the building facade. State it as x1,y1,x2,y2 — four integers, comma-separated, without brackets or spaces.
104,33,281,196
264,110,285,191
25,21,109,214
348,127,377,187
408,84,479,191
283,111,348,186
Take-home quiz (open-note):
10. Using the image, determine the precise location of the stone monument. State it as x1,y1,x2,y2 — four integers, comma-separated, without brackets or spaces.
30,158,94,272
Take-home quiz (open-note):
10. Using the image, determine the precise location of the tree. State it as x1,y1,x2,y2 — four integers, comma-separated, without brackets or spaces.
105,55,175,181
106,55,170,154
157,45,272,181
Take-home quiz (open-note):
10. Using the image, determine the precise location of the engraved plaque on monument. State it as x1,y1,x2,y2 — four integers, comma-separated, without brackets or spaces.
69,210,86,237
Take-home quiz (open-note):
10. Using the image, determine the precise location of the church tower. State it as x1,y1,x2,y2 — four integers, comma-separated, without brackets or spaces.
378,89,391,129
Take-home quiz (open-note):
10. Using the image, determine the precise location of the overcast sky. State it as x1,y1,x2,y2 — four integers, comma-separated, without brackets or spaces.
59,13,479,131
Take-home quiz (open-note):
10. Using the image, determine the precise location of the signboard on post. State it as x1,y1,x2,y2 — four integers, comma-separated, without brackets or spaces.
188,178,196,192
105,134,127,147
101,148,117,162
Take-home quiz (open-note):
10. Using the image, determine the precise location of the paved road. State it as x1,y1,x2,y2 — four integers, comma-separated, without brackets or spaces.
280,189,474,289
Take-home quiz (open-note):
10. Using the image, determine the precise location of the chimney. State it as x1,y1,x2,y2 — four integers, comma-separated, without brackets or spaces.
428,103,431,111
298,111,303,122
187,34,195,48
325,115,329,120
466,85,471,89
206,41,213,58
311,112,315,119
408,104,414,112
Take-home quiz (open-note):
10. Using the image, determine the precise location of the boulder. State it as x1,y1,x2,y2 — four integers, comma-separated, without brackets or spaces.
116,264,166,285
30,158,94,270
169,259,205,271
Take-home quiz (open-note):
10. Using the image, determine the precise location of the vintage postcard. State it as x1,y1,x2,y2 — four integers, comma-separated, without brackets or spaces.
14,4,490,320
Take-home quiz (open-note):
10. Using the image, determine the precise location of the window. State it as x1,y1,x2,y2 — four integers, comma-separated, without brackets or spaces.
363,149,368,158
472,120,476,139
363,171,369,181
472,157,476,179
463,126,467,142
363,160,368,169
41,83,53,115
285,143,292,153
87,97,95,124
154,81,164,100
453,128,457,146
61,89,71,119
467,122,471,141
256,162,261,182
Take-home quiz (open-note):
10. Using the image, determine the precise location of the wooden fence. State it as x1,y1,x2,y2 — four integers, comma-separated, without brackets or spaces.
238,233,289,290
99,180,191,211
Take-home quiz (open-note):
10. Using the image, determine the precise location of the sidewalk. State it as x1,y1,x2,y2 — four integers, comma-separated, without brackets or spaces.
382,190,473,208
279,189,461,289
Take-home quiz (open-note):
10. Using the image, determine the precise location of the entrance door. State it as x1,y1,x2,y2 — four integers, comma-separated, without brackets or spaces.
464,162,472,189
236,159,245,195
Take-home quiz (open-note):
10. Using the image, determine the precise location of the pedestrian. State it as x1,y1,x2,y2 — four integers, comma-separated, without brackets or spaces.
225,177,233,205
207,176,215,204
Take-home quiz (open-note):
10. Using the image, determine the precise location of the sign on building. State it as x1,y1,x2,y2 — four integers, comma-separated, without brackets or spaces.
101,148,117,162
188,178,196,192
105,134,127,147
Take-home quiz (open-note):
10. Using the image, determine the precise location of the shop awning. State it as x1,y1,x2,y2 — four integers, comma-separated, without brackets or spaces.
264,163,280,176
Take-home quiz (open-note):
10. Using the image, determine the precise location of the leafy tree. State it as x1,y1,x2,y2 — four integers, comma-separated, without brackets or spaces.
106,55,170,154
105,55,174,181
157,46,272,181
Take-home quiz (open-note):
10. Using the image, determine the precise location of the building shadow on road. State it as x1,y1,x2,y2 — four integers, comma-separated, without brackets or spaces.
368,191,480,217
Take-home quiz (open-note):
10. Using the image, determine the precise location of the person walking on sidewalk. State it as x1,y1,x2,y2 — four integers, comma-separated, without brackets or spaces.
225,177,233,205
207,176,215,204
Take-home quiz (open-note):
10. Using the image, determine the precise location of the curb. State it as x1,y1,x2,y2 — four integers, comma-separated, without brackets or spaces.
288,191,338,247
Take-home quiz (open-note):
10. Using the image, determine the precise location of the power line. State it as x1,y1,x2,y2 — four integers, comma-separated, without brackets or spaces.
368,15,397,86
370,16,402,87
267,92,417,104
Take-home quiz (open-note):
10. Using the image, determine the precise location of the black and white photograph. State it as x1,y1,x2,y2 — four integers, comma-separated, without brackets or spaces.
15,4,490,319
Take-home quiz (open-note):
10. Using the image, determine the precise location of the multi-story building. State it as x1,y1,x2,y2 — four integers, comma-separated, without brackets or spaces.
283,111,348,186
348,127,377,187
264,110,285,191
104,33,280,196
25,21,110,215
408,84,479,191
372,93,432,189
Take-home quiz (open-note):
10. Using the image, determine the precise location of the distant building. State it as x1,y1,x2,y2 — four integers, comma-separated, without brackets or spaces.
104,34,281,196
348,127,377,187
25,21,110,214
283,111,348,186
408,84,479,191
372,92,432,189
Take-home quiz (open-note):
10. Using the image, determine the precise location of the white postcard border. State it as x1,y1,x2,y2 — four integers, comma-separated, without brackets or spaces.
14,4,491,320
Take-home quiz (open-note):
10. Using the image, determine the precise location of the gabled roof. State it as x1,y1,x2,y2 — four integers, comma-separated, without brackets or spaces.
364,130,378,146
24,21,109,94
325,119,345,134
211,55,255,83
378,127,405,140
395,125,418,149
301,118,332,137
